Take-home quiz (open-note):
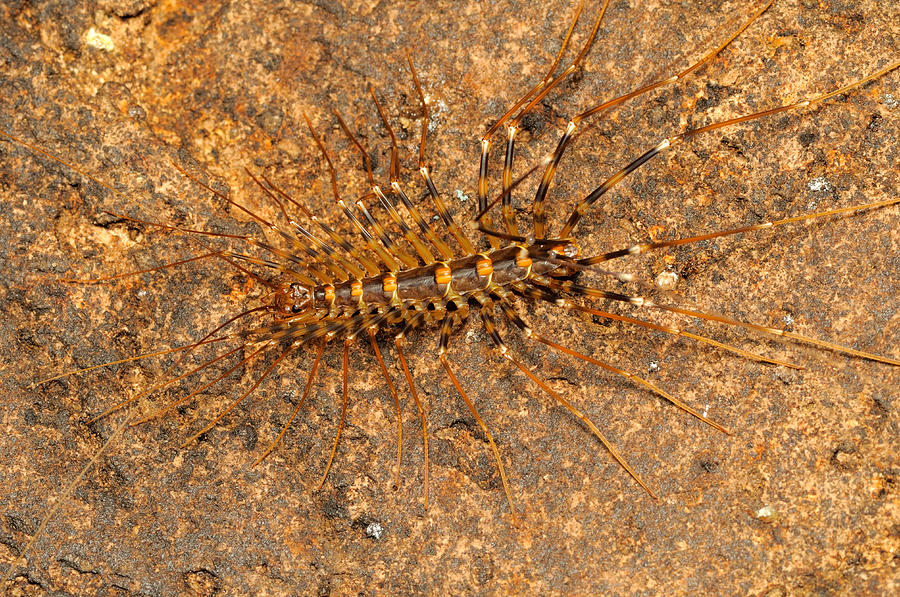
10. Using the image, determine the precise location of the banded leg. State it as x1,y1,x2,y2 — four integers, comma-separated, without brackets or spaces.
262,176,381,277
484,1,610,239
529,276,900,368
302,111,400,272
403,57,477,256
319,337,353,489
253,340,327,467
530,1,773,238
513,281,800,369
558,60,900,238
474,293,657,497
493,290,730,433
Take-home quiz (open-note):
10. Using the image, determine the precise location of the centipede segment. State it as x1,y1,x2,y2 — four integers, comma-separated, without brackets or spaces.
3,3,899,577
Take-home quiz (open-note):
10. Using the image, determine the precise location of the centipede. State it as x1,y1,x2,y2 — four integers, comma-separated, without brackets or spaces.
1,0,898,594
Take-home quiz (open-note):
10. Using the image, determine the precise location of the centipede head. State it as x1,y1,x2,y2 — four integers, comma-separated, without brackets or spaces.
271,282,313,320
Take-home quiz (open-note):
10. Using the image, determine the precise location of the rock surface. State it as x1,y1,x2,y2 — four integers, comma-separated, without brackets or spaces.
1,1,898,595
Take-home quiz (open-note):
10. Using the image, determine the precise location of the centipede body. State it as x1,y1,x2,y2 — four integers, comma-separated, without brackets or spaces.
1,0,899,594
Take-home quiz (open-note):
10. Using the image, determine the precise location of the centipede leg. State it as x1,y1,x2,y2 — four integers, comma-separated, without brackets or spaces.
368,328,403,490
253,340,327,467
531,277,900,368
475,294,657,497
180,343,295,448
493,291,730,434
319,337,352,490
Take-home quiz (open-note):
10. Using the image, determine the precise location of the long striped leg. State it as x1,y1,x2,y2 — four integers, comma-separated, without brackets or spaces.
368,328,404,490
253,340,327,467
475,294,656,497
513,281,800,369
530,1,773,239
244,168,354,280
438,311,517,520
558,60,900,238
339,102,440,266
484,1,610,239
333,107,437,264
319,337,352,490
579,196,900,266
493,291,729,433
302,111,400,272
261,175,380,277
530,276,900,368
402,58,477,256
395,310,430,509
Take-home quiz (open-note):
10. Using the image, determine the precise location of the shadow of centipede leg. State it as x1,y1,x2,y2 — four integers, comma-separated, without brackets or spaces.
438,311,517,522
368,328,404,490
395,311,430,509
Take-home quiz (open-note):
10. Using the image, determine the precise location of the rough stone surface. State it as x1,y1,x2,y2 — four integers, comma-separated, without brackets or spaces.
1,1,898,595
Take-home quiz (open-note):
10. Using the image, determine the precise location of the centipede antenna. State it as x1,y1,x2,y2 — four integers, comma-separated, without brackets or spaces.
230,240,328,282
102,210,249,242
253,340,328,467
60,251,220,284
319,337,353,490
171,161,275,229
243,166,292,223
532,1,772,238
483,295,658,497
438,313,517,520
31,336,226,388
87,344,246,424
559,59,900,238
102,209,280,288
133,343,270,426
579,196,900,266
395,312,430,509
262,175,381,276
368,328,404,490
